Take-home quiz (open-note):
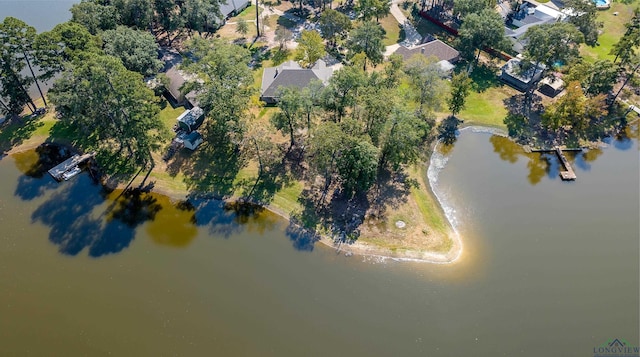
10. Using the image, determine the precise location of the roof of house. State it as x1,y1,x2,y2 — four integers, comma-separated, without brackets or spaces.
502,58,545,85
220,0,250,17
160,48,201,107
260,60,334,99
177,107,204,127
540,76,564,90
185,131,203,144
393,39,460,63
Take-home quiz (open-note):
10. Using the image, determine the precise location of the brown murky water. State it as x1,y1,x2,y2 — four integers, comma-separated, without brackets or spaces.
1,127,637,356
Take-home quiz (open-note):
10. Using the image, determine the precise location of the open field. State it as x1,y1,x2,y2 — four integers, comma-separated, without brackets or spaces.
580,1,638,61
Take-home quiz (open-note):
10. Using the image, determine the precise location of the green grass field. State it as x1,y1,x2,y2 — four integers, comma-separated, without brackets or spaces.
379,14,403,46
580,1,639,61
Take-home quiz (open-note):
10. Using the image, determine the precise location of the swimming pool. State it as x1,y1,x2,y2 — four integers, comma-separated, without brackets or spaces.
593,0,611,9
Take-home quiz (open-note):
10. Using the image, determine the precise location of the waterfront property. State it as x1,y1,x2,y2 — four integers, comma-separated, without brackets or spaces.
48,152,95,181
393,38,460,74
500,58,545,91
260,60,334,104
160,49,200,109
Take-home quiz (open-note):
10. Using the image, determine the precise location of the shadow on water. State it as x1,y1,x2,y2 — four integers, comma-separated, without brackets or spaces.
13,144,74,201
191,198,279,239
29,174,121,257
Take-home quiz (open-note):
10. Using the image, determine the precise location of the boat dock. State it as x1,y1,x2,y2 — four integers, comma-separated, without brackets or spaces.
48,152,95,181
554,147,576,181
530,147,579,181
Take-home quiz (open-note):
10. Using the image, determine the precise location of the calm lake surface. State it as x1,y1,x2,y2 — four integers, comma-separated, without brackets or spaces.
2,3,639,355
0,128,637,356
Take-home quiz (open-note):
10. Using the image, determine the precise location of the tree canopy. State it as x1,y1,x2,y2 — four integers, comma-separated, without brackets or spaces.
295,30,326,68
102,26,162,76
49,54,165,168
457,9,509,64
347,21,386,70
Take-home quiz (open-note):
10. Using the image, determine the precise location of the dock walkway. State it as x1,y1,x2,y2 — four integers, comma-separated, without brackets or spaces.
530,146,579,181
48,152,95,181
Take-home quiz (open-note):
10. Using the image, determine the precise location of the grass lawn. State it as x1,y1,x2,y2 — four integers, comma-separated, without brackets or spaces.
379,14,403,46
580,1,638,61
455,65,515,129
412,15,456,44
158,104,186,131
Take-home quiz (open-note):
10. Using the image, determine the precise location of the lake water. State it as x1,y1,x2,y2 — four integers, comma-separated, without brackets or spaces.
0,1,75,32
0,128,637,356
2,2,639,355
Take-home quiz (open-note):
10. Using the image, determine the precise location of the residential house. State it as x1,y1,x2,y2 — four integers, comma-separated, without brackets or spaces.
220,0,250,20
392,38,460,74
159,48,201,108
500,58,545,91
505,1,567,53
260,60,334,104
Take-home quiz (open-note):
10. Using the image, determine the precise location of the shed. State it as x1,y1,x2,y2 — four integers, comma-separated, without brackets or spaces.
183,131,203,150
539,77,565,97
176,106,205,132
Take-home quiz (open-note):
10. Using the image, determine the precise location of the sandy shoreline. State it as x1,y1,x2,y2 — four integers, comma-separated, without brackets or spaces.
4,132,467,264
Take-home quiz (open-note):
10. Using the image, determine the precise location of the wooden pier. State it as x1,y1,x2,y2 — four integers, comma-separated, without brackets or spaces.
530,147,579,181
48,152,95,181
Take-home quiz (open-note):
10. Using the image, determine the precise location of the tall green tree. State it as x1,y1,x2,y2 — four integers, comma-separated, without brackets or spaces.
321,65,367,121
564,0,602,47
49,54,165,168
295,30,326,68
565,60,618,97
541,81,606,135
318,9,352,47
453,0,491,20
183,38,254,141
403,54,446,114
522,22,584,76
271,86,306,150
102,26,162,76
308,121,343,201
181,0,223,35
347,21,386,70
457,9,509,65
113,0,155,29
356,85,395,145
0,17,45,108
378,107,427,171
448,71,472,116
336,136,379,196
70,0,119,35
154,0,185,44
610,8,640,65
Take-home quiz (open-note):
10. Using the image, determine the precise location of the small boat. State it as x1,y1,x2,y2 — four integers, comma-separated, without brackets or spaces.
61,166,82,181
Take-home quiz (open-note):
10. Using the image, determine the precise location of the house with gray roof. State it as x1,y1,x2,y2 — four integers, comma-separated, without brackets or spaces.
393,39,460,64
505,1,567,53
392,39,460,73
260,60,334,104
159,48,200,108
500,58,545,91
220,0,250,20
